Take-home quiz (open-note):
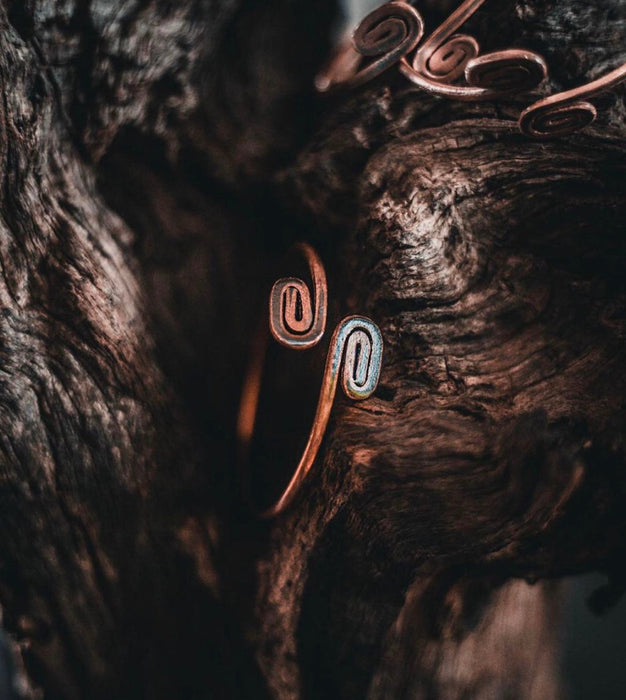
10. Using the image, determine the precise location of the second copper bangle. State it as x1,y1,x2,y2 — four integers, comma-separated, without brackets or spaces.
316,0,626,138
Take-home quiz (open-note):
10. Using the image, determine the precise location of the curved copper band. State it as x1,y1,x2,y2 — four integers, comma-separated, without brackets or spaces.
316,0,624,137
519,62,626,137
318,0,546,98
237,246,383,519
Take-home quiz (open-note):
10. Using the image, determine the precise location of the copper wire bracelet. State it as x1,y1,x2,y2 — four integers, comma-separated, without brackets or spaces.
316,0,626,137
316,0,547,99
237,244,383,519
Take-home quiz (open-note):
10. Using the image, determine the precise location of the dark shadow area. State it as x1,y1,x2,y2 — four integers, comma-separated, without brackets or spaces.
562,574,626,699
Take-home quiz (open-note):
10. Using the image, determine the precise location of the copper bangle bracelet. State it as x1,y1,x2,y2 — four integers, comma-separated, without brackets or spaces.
316,0,626,137
237,244,383,519
317,0,547,99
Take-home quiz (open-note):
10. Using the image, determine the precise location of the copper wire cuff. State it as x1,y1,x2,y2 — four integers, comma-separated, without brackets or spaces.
314,1,626,137
316,0,547,99
237,245,383,519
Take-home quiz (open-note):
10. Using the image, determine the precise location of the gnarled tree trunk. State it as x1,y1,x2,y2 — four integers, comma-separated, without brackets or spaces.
0,0,625,697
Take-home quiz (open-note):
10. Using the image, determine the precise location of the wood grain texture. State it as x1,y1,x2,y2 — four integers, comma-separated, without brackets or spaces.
0,0,624,697
0,0,334,695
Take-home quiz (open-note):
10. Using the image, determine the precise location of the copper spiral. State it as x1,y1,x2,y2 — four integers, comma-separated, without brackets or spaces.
402,0,547,101
315,1,424,92
238,246,384,519
269,242,327,349
465,50,549,93
519,63,626,138
423,33,479,83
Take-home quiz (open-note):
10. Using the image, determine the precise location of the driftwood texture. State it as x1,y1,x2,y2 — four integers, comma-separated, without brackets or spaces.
0,0,625,697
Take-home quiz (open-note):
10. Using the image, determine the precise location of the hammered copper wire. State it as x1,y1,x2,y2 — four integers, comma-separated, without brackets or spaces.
237,245,384,519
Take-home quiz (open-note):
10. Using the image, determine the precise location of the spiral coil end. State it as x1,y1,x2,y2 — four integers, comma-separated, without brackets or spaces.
465,50,548,93
316,1,424,91
424,34,480,83
519,100,597,138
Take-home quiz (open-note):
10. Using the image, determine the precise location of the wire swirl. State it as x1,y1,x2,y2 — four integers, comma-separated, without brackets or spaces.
402,0,547,101
422,33,480,83
269,242,327,349
465,50,549,93
519,63,626,138
315,1,424,92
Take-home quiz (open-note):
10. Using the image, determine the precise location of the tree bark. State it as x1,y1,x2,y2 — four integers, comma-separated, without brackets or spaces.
0,0,625,698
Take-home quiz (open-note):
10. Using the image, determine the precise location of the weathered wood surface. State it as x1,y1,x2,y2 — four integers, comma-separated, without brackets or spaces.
0,0,624,697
